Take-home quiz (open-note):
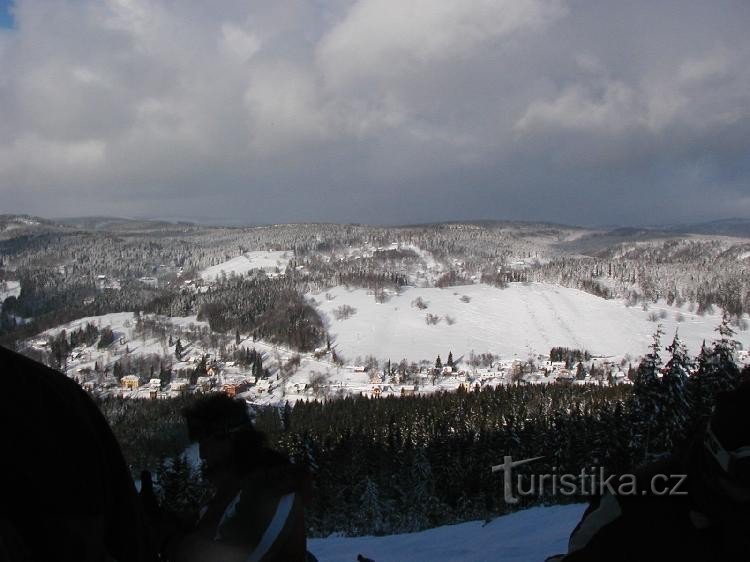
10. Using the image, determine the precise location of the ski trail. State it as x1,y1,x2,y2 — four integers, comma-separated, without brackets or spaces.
537,286,584,350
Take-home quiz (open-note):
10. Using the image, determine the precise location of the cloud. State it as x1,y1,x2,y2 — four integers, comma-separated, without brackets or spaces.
317,0,566,88
0,0,748,225
219,23,262,62
515,80,642,133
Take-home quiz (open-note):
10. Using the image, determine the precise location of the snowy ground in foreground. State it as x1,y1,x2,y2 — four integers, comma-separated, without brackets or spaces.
315,283,747,362
308,503,586,562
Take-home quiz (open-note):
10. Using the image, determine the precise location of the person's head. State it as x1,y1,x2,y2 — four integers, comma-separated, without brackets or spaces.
700,383,750,503
182,393,265,481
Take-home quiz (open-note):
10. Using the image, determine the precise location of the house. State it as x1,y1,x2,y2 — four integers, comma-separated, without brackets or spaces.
170,378,189,395
401,387,416,396
545,361,567,371
371,386,382,397
139,276,158,288
196,376,212,392
121,375,140,390
223,382,249,397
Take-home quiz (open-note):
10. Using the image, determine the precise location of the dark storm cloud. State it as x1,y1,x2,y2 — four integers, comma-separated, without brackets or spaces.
0,0,748,225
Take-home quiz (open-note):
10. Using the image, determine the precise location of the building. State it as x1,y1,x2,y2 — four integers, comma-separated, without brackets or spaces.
121,375,140,390
170,378,189,395
139,276,158,288
223,382,249,397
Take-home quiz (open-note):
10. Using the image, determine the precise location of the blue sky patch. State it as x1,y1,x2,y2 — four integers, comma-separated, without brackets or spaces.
0,0,15,29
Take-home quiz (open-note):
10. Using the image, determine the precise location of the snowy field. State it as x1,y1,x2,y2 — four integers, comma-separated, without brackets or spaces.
315,283,748,363
309,503,586,562
0,280,21,303
1,280,22,315
200,251,291,281
24,281,750,404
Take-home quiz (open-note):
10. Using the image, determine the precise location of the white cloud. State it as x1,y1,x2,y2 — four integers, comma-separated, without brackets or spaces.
515,80,642,133
317,0,567,88
679,47,731,84
219,23,261,62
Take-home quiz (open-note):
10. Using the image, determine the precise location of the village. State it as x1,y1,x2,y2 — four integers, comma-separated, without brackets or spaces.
21,309,646,408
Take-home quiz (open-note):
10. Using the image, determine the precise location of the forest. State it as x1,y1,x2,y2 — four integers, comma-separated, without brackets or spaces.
100,323,745,537
3,217,750,350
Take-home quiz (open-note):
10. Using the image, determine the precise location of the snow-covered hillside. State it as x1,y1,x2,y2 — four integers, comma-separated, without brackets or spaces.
0,280,20,303
23,279,750,405
309,503,586,562
315,283,747,363
200,251,291,281
0,280,21,315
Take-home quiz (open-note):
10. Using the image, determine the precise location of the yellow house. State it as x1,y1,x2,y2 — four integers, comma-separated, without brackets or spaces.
121,375,140,390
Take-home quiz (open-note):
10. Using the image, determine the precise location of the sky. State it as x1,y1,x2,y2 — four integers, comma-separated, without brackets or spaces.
0,0,748,227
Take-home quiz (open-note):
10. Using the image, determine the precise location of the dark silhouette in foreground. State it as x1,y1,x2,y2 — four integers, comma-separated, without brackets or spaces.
143,393,314,562
548,383,750,561
0,345,155,561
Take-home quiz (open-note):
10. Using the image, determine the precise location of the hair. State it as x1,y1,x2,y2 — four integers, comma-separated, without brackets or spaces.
711,382,750,451
182,393,254,442
182,393,287,472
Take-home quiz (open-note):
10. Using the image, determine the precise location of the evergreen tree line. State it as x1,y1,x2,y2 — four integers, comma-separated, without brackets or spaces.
194,274,326,351
549,347,592,367
96,319,746,539
255,323,746,537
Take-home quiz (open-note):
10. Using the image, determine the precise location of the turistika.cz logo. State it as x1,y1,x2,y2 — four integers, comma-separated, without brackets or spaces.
491,455,687,504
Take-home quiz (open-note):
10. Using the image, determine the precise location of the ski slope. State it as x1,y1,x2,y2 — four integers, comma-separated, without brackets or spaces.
200,251,290,281
315,283,748,362
0,280,21,312
309,503,586,562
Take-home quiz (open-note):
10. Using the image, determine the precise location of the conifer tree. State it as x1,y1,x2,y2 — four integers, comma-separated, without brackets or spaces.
631,326,664,460
356,477,386,535
689,314,741,427
661,331,692,451
575,362,587,380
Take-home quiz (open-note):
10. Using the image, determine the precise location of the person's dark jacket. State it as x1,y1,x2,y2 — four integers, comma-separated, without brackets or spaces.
0,345,155,561
554,443,750,561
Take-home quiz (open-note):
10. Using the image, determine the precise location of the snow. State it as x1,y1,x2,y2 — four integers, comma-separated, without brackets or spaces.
0,280,21,311
315,283,749,362
22,282,750,404
309,503,586,562
200,251,290,281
